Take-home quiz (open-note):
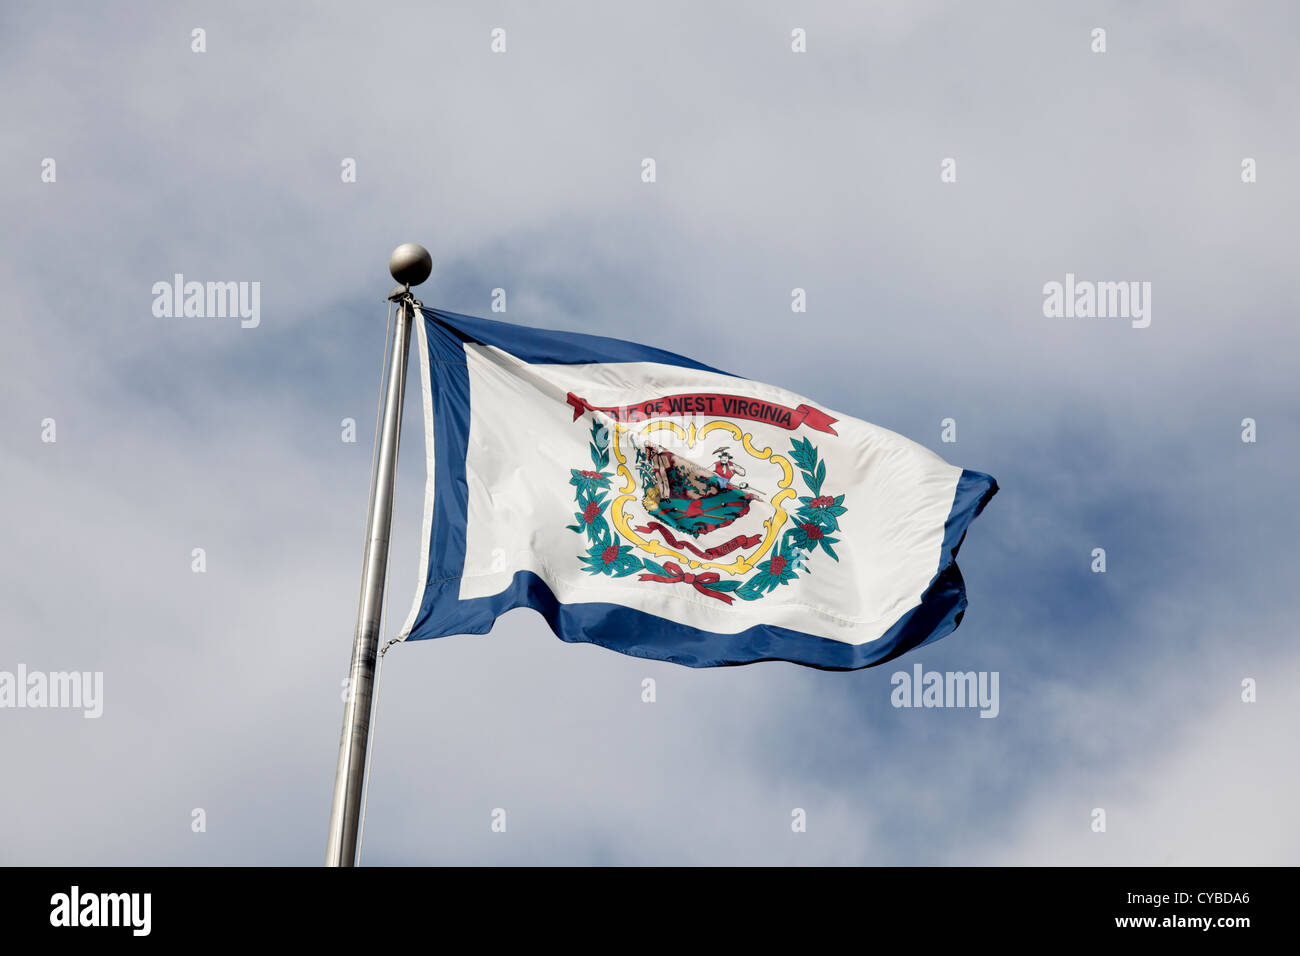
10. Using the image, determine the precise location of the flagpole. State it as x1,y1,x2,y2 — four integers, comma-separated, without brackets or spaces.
325,243,432,867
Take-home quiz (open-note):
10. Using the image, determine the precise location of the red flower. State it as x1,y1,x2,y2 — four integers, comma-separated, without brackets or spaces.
811,496,835,509
769,555,787,575
800,522,824,540
602,545,620,565
583,501,601,524
580,470,602,479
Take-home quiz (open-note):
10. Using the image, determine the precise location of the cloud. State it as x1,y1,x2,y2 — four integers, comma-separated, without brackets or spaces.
967,653,1298,866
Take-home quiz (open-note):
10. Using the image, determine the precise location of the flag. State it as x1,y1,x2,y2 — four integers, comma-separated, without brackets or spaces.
395,308,997,669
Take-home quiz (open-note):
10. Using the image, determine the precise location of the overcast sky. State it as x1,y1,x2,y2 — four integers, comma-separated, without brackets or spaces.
2,1,1297,865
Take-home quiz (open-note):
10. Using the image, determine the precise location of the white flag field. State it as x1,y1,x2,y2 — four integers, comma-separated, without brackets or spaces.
395,308,997,670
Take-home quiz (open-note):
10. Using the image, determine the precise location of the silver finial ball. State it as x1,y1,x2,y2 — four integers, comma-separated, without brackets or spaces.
389,243,432,286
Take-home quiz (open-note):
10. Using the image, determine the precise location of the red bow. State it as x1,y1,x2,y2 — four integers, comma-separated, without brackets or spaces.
637,562,734,604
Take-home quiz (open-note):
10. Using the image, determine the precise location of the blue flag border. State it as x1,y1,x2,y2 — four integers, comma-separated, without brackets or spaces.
396,307,997,670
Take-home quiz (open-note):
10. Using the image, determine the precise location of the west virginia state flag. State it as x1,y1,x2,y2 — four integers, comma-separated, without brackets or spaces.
396,309,997,669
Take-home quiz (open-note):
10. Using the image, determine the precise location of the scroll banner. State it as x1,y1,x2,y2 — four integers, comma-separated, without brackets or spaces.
635,521,761,560
567,392,838,435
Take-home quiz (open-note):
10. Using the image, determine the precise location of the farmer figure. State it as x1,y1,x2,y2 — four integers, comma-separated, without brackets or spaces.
712,447,747,489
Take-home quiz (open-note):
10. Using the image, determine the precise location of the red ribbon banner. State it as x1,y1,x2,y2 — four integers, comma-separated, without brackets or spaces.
567,391,837,435
635,521,760,560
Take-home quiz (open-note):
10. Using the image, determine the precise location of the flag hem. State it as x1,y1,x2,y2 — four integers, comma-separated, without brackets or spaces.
395,306,437,642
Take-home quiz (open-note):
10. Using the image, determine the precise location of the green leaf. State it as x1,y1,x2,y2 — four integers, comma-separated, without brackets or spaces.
640,559,670,578
789,438,818,474
612,552,643,576
589,520,612,545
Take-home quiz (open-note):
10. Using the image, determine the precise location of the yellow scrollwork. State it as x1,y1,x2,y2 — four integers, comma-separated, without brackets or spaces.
608,419,794,574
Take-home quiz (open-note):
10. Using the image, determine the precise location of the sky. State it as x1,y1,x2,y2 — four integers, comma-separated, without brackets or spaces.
1,1,1297,865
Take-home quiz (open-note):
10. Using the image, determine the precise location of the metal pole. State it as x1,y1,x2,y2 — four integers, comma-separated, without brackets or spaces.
326,244,431,867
